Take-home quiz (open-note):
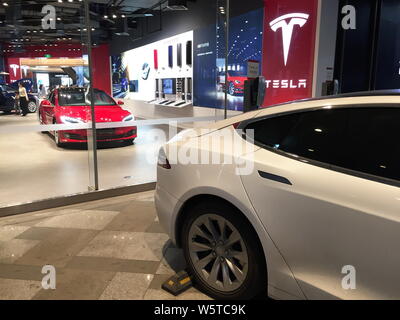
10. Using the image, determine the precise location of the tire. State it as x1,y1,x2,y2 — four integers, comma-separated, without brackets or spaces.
28,100,38,113
228,82,236,96
53,120,64,148
125,138,135,145
181,200,267,300
38,112,46,133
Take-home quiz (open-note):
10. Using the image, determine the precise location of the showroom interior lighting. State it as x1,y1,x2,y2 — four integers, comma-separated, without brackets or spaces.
0,0,159,53
165,0,188,11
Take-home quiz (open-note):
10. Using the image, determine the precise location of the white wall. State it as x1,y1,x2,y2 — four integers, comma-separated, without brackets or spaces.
122,30,194,101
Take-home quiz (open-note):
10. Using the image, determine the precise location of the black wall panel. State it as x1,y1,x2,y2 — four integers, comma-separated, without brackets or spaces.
374,0,400,89
334,0,376,93
335,0,400,92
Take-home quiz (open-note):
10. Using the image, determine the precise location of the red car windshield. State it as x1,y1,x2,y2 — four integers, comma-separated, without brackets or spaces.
58,90,116,107
228,71,245,77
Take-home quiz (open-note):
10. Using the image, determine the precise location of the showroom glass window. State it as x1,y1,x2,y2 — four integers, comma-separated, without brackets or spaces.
246,106,400,182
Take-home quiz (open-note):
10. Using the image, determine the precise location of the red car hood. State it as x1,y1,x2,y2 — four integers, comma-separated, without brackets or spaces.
57,105,131,123
228,75,247,82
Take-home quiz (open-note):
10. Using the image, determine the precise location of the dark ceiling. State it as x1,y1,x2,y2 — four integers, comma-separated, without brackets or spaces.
0,0,173,48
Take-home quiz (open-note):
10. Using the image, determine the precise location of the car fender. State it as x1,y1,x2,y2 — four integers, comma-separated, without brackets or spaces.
171,185,306,300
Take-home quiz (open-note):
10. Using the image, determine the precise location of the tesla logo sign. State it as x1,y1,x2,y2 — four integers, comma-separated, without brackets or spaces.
9,64,20,77
270,13,309,66
21,66,29,77
262,0,318,106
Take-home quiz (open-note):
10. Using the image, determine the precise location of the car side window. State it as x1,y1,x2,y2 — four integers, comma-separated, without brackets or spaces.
49,93,55,105
345,108,400,182
246,106,400,183
246,109,349,168
279,109,349,167
244,113,302,149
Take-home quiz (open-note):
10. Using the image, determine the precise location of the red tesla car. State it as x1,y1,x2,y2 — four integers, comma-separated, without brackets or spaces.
218,71,247,96
227,71,247,96
38,87,137,147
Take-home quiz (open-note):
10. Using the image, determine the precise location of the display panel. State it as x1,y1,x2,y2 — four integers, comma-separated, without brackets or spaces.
193,8,264,111
177,43,182,67
168,45,174,68
112,31,193,102
186,41,192,65
154,49,159,70
162,78,175,94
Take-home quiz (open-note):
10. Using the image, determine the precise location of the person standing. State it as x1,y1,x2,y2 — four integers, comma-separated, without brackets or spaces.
14,93,20,115
39,84,47,99
18,83,29,116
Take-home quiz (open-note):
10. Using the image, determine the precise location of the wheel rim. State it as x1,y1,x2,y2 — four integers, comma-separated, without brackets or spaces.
28,101,37,113
188,214,249,293
229,83,235,95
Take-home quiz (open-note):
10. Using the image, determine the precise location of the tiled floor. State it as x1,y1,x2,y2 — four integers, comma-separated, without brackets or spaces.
0,191,211,300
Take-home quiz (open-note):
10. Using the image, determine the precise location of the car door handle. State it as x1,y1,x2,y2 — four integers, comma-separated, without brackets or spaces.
258,171,292,186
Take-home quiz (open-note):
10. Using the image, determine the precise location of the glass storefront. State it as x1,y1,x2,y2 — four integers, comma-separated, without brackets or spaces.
0,0,241,208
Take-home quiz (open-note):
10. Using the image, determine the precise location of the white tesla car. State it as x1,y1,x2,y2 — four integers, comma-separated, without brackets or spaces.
155,92,400,300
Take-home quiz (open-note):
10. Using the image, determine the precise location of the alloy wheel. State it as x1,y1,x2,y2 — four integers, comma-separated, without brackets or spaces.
228,83,235,96
188,214,249,292
28,101,37,113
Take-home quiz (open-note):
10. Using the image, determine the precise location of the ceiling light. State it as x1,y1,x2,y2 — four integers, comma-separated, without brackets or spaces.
3,2,9,6
165,0,188,11
104,15,108,19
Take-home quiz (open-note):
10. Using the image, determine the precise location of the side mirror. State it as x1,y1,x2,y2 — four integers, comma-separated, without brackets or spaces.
117,100,124,105
41,100,51,107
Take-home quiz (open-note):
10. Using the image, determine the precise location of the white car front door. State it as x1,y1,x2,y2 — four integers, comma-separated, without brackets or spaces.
239,106,400,299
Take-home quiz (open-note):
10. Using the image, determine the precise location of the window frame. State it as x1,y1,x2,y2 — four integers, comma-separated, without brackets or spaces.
239,104,400,188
